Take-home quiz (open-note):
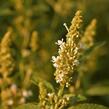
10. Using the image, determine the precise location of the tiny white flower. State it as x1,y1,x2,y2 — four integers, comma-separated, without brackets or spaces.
47,93,51,97
76,34,79,38
53,63,58,68
55,39,64,46
66,82,69,87
52,56,60,68
52,56,57,62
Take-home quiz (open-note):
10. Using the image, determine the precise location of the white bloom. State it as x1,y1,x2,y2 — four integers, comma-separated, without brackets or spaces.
76,34,79,38
47,93,51,96
55,39,64,46
52,56,57,62
53,63,58,68
66,82,69,87
52,56,60,68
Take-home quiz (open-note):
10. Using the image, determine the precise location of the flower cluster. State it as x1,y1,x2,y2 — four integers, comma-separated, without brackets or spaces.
52,11,82,87
0,28,14,78
81,19,97,49
39,81,69,109
0,28,33,108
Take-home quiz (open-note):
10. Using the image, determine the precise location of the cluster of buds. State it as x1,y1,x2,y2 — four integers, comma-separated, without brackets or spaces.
39,81,69,109
0,28,14,78
52,11,82,87
81,19,97,49
47,92,69,109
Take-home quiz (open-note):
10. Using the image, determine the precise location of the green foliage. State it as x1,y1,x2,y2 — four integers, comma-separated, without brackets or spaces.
68,103,109,109
87,85,109,96
15,103,39,109
15,103,109,109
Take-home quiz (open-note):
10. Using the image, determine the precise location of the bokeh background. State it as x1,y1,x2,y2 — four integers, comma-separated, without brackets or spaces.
0,0,109,108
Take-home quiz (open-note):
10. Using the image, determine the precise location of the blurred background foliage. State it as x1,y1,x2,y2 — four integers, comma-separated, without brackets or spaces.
0,0,109,108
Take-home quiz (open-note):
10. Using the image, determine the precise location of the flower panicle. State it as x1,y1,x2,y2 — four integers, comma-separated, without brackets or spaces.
81,19,97,49
0,28,14,77
52,10,82,87
66,10,82,40
30,31,39,52
1,28,13,48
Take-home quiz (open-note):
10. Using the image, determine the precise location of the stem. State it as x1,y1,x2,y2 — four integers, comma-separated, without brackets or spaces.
58,85,64,97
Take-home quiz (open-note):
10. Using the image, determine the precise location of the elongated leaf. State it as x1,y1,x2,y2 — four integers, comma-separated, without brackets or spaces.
32,77,54,92
44,80,55,91
0,8,14,15
68,103,109,109
15,103,39,109
87,85,109,96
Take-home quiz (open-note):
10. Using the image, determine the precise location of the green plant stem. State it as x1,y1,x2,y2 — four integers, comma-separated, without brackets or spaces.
58,85,65,97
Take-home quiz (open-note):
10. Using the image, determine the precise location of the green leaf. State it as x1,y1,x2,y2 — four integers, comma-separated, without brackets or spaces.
68,103,109,109
79,42,105,63
76,94,87,101
44,80,55,92
0,8,14,16
0,106,3,109
87,85,109,96
32,77,54,92
15,103,39,109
